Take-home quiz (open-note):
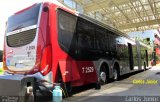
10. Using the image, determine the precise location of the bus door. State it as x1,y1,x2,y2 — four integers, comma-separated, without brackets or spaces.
128,43,134,70
145,50,148,67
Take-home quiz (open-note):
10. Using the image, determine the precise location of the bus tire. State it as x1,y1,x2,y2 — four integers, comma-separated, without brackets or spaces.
99,64,109,85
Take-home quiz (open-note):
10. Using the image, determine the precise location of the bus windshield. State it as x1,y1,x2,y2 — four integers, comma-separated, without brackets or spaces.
6,3,41,33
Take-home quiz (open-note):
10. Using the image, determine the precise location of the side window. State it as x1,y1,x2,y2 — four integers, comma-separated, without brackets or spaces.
141,46,145,59
116,37,123,57
78,34,93,48
58,9,77,51
116,36,123,54
77,18,95,50
109,33,116,51
116,37,128,58
96,27,108,51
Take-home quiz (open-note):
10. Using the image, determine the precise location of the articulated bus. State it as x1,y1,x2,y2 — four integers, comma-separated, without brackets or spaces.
3,1,150,98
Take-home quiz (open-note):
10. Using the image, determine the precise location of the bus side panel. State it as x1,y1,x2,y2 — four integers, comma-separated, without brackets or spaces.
49,4,83,85
58,60,81,82
58,60,98,86
76,61,98,84
59,60,72,82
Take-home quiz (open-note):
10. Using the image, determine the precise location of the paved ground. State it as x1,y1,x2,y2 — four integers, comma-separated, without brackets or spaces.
64,66,160,102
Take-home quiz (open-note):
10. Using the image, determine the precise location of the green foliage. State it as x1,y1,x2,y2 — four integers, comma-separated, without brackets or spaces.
135,37,153,47
0,69,3,75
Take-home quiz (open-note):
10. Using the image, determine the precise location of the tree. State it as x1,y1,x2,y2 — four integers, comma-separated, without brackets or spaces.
135,37,152,46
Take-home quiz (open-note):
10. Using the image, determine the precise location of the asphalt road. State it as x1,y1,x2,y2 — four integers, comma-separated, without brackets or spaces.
64,66,160,102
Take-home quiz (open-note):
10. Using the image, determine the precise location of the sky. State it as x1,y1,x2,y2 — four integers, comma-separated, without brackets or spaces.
0,0,158,50
129,30,158,42
0,0,56,50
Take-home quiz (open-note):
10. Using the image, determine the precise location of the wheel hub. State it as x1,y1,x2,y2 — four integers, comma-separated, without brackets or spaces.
113,69,118,80
100,72,106,82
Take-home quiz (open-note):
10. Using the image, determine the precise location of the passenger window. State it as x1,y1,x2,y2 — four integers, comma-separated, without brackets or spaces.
58,9,77,51
96,27,108,51
77,18,95,49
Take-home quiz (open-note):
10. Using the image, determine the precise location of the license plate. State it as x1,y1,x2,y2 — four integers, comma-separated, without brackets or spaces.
15,63,24,68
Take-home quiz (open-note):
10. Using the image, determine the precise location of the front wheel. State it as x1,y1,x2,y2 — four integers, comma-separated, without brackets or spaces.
99,65,108,84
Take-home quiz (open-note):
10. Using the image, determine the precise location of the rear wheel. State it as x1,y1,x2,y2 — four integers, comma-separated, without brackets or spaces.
99,65,108,84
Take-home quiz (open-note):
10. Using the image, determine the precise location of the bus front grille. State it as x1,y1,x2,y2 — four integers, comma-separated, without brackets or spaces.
7,29,36,47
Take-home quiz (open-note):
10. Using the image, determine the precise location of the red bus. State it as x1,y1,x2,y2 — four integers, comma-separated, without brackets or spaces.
3,1,150,98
